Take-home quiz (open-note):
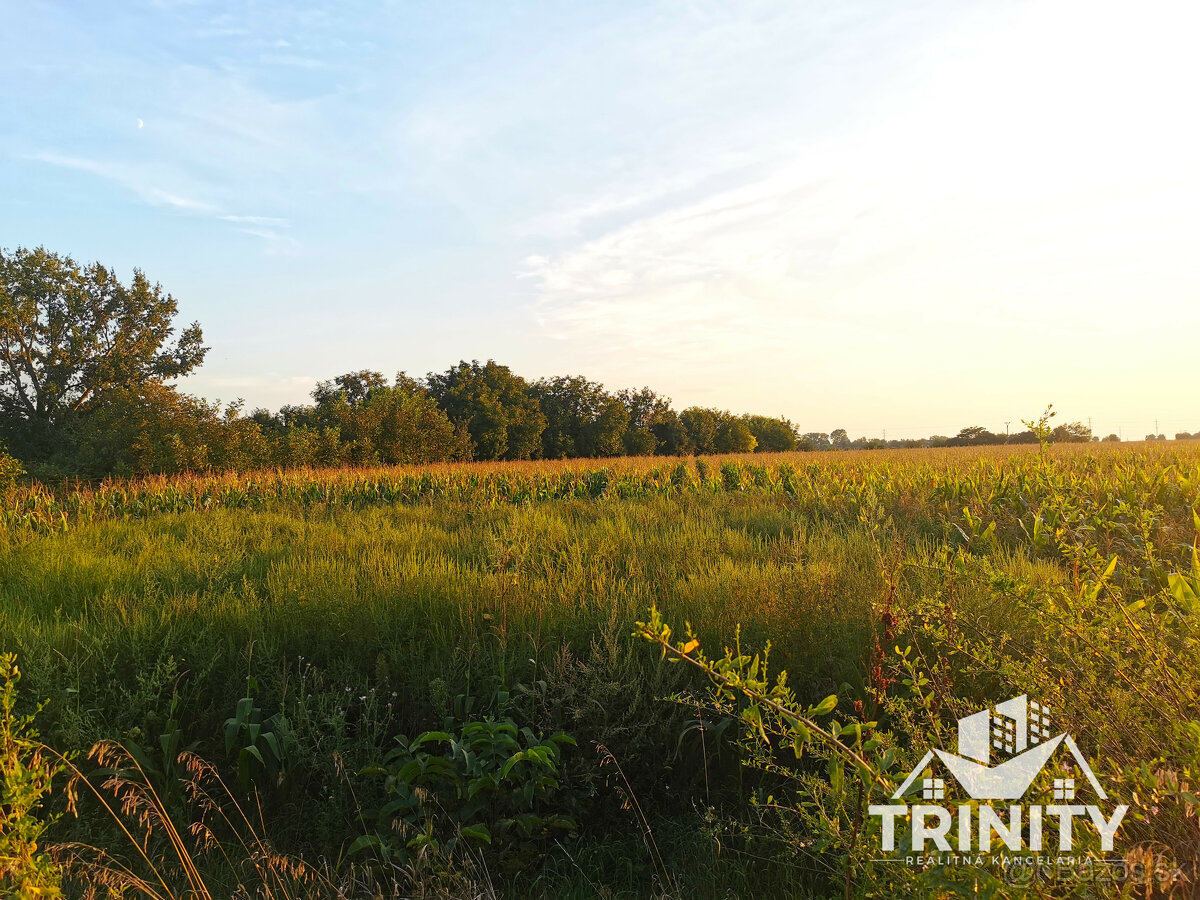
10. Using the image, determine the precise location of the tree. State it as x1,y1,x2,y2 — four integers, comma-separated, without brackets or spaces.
680,408,720,455
680,408,757,454
744,415,798,452
312,370,388,408
425,360,546,461
617,387,672,456
1050,422,1092,443
649,409,690,456
802,432,831,451
1102,433,1120,442
830,428,851,450
855,437,887,450
313,372,471,466
0,440,24,489
0,247,206,445
714,417,757,453
69,385,267,476
947,426,1001,447
534,376,629,459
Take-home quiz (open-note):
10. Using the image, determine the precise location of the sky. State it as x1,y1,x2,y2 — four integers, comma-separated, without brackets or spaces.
2,0,1197,440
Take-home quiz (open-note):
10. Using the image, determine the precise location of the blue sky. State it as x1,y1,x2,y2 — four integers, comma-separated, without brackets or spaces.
3,0,1197,438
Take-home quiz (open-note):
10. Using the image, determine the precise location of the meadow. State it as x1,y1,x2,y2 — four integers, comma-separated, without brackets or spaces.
2,440,1199,898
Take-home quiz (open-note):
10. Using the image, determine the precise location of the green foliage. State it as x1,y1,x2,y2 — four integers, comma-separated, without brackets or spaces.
2,439,1199,895
1050,420,1093,443
308,370,472,466
1022,403,1057,450
634,435,1200,896
534,375,629,459
223,678,294,798
616,387,670,456
635,611,914,896
715,417,756,453
426,359,547,460
0,246,206,468
678,407,758,454
0,442,24,490
0,654,63,898
354,710,576,871
115,690,198,815
64,385,267,478
679,407,718,454
743,414,799,452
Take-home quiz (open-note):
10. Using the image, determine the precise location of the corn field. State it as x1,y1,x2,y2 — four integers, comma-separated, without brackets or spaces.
2,440,1199,898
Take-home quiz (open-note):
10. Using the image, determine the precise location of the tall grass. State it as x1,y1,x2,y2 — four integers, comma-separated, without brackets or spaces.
1,440,1197,896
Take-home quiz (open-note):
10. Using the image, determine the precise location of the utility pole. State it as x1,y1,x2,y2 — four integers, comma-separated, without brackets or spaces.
1004,421,1011,437
1155,418,1159,436
882,428,886,443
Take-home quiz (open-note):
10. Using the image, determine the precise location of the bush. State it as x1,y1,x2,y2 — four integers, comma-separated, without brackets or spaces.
354,707,576,874
0,654,64,898
0,444,23,490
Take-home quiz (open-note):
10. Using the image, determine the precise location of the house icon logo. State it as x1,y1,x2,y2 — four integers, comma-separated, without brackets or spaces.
869,694,1128,856
892,694,1105,802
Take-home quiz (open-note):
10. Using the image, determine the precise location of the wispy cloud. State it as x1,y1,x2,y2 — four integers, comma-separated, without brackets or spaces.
219,214,290,226
23,152,299,252
258,53,328,70
520,0,1200,396
235,227,301,255
22,152,218,212
5,0,1199,429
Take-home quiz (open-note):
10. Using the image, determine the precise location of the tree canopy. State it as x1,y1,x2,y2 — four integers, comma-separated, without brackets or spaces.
425,360,546,461
0,246,206,426
534,375,629,459
0,246,207,471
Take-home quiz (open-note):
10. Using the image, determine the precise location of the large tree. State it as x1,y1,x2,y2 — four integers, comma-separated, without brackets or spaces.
311,370,472,465
425,360,546,461
744,414,799,452
679,407,757,454
0,247,207,429
617,387,673,456
534,375,629,459
680,407,719,454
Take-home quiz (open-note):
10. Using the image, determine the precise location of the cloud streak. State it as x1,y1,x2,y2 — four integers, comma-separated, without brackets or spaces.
22,152,218,212
22,152,298,251
522,0,1200,396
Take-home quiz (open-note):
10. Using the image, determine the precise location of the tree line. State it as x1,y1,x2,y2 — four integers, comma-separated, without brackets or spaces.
0,247,799,479
1,246,1184,483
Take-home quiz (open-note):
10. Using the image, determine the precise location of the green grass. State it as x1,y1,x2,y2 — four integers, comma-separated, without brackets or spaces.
3,491,881,760
2,442,1199,897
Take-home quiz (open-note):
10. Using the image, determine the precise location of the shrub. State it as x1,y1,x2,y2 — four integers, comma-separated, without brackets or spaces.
0,654,64,898
354,710,576,874
0,443,24,491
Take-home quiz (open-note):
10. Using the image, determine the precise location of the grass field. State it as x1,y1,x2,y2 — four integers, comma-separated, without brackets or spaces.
3,440,1199,897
